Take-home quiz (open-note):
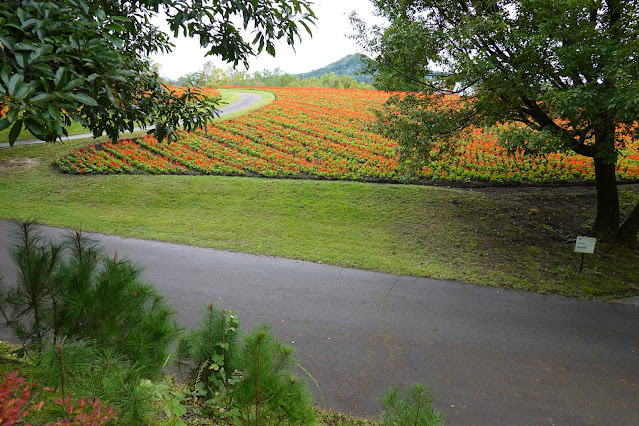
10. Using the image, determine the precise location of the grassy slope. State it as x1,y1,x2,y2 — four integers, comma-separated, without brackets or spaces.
1,135,638,300
0,90,238,144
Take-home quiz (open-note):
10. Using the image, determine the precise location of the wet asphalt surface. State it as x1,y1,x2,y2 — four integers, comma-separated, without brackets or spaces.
0,220,637,425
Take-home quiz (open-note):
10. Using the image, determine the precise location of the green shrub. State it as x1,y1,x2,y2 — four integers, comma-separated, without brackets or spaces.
0,222,62,347
0,222,179,378
29,340,151,424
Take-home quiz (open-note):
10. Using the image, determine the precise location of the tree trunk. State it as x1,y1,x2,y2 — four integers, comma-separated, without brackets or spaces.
619,200,639,247
592,157,620,242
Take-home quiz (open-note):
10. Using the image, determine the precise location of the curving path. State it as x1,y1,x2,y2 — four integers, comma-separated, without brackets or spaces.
0,220,637,425
0,91,264,148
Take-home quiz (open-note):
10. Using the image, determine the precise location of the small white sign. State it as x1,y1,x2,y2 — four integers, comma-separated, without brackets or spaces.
575,236,596,254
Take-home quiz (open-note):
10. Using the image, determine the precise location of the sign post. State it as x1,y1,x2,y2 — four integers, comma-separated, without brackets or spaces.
575,236,596,273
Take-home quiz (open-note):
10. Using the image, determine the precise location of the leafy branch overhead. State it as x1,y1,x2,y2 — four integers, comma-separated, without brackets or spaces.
0,0,316,145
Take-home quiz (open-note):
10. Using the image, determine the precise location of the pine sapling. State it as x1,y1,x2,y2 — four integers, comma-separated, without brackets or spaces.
235,325,316,425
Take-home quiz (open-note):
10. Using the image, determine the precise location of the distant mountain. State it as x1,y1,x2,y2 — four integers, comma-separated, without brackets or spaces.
296,54,373,83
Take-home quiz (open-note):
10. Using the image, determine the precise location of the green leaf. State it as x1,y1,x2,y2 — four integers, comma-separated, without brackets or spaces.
29,62,53,75
47,104,61,120
0,117,10,131
8,119,23,146
105,23,125,33
67,92,98,106
15,52,25,69
21,18,39,30
6,108,18,123
16,8,27,24
8,74,23,96
0,35,14,50
14,43,37,52
104,34,124,49
31,93,56,103
0,66,10,86
104,84,120,109
63,77,86,91
13,84,33,100
54,67,67,88
23,118,46,140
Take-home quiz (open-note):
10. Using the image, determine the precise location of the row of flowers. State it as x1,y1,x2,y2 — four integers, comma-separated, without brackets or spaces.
55,87,639,184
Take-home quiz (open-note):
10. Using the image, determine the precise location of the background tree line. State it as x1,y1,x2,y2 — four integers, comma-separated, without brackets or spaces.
172,62,376,90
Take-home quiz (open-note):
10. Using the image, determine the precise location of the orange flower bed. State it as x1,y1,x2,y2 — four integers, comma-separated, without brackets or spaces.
55,88,639,184
167,86,220,98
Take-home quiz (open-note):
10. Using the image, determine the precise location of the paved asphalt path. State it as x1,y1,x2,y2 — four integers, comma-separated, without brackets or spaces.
0,221,637,424
0,91,262,147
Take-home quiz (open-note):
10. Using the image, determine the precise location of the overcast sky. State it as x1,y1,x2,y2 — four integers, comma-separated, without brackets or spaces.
150,0,382,80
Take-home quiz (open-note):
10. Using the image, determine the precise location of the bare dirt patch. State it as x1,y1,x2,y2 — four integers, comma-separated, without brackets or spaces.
0,158,43,171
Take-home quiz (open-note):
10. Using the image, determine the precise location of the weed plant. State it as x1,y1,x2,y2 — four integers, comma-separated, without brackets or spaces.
178,307,316,424
378,384,444,426
177,303,241,394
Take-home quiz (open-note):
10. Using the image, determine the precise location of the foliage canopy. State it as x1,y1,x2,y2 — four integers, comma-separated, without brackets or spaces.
0,0,315,144
354,0,639,244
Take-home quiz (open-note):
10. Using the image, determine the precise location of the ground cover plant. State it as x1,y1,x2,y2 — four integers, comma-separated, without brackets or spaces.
55,88,639,185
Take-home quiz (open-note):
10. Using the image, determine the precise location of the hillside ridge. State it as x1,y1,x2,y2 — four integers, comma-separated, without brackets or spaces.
296,54,373,83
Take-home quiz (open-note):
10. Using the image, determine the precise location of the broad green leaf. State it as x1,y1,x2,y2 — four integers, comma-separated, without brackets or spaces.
24,118,46,140
14,43,37,51
47,104,61,120
67,92,98,106
31,92,56,103
0,117,10,131
6,108,18,123
63,77,86,91
104,34,124,49
15,52,26,69
0,66,10,86
13,84,33,100
105,23,125,33
8,74,23,95
21,18,39,30
54,67,67,87
16,8,27,24
8,119,23,146
0,35,14,50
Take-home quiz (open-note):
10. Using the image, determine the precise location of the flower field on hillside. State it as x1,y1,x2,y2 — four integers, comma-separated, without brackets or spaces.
55,87,639,184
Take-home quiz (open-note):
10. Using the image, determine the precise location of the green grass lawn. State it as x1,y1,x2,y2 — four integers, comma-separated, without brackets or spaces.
1,134,638,300
0,89,242,144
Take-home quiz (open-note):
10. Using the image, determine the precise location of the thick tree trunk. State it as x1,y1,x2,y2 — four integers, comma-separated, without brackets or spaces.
592,157,620,242
591,119,622,243
619,201,639,247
